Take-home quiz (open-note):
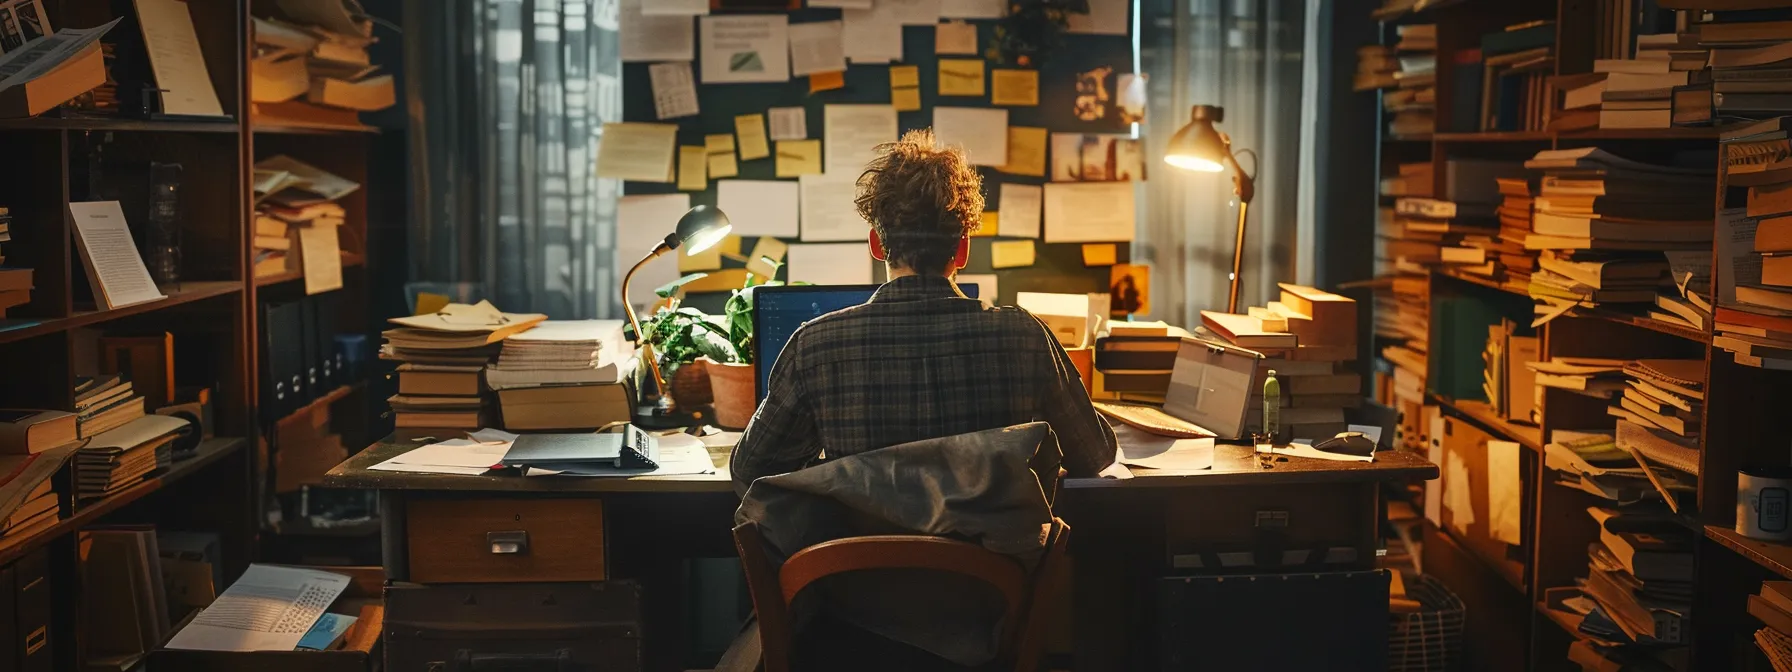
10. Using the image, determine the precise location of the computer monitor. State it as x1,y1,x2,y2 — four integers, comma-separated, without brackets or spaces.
751,283,980,403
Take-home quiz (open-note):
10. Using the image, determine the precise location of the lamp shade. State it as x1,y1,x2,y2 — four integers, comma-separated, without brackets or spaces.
1164,105,1229,173
673,205,732,255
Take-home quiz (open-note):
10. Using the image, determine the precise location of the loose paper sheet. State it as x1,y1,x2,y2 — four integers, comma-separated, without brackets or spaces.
769,106,807,140
800,173,871,241
957,273,997,307
787,243,874,284
940,0,1004,18
596,122,678,183
164,565,352,652
1487,440,1523,545
1082,243,1118,266
718,180,800,237
640,0,708,14
616,194,691,308
1044,182,1136,242
620,0,694,62
649,62,699,120
991,240,1036,268
997,183,1042,238
776,139,823,178
134,0,226,117
1115,426,1215,471
934,107,1009,166
841,5,904,63
746,237,789,278
936,21,978,54
735,114,771,160
889,0,944,24
369,438,511,475
67,201,166,310
998,126,1048,177
824,104,898,175
677,145,707,191
938,58,986,96
1443,449,1476,533
701,15,790,83
299,222,343,295
890,64,922,112
788,20,847,76
1718,207,1759,305
1273,442,1373,463
1068,0,1130,35
991,69,1039,106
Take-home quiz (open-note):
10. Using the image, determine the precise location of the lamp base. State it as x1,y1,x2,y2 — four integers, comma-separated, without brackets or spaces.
633,397,710,430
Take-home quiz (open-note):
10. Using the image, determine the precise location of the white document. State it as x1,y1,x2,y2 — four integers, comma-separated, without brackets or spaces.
1424,406,1444,525
1274,442,1374,463
824,104,898,175
134,0,225,117
648,62,699,120
788,20,847,76
1043,182,1136,242
1068,0,1130,35
617,193,691,309
298,222,343,295
809,0,872,6
0,18,119,91
701,15,791,84
1443,450,1476,532
957,273,997,307
596,122,678,183
888,0,944,24
67,201,166,310
164,565,352,652
641,0,709,15
769,106,808,140
369,438,511,475
619,0,694,62
841,6,904,63
799,173,870,242
936,21,979,55
718,180,800,237
940,0,1005,18
1115,426,1215,471
787,243,875,285
997,183,1043,239
1718,207,1760,305
1487,440,1523,545
933,107,1009,166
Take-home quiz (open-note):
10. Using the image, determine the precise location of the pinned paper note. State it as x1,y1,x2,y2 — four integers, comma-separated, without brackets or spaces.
824,105,898,175
649,62,699,119
596,122,678,183
719,235,744,259
991,240,1036,268
971,212,998,237
776,140,823,178
890,65,922,112
1069,0,1130,35
991,69,1039,106
677,145,707,191
719,180,800,237
1082,243,1118,266
938,59,985,96
1109,264,1149,316
810,71,846,93
933,107,1009,166
997,183,1042,238
770,106,807,140
746,236,790,278
788,243,874,285
842,5,904,63
891,0,944,24
936,21,977,55
799,173,871,242
679,241,723,273
788,20,847,76
957,273,997,307
706,134,739,178
700,15,791,84
706,134,735,154
736,114,770,160
621,0,694,62
1488,440,1523,545
941,0,1003,18
998,126,1048,177
617,194,692,308
1044,182,1135,242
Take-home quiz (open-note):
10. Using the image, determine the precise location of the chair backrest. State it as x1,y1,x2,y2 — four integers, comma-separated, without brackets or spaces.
734,519,1071,672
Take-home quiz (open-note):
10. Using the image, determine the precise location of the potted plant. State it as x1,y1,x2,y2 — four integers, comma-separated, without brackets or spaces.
631,275,732,410
701,276,772,430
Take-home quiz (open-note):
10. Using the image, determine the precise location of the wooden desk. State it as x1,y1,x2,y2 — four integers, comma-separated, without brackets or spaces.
326,436,1436,671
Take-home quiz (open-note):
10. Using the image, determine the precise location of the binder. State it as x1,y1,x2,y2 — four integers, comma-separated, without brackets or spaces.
299,298,320,402
1162,336,1264,440
313,293,340,390
262,301,305,420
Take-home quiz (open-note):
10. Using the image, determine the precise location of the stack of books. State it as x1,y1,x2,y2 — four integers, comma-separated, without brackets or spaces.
1495,176,1540,286
1091,321,1192,404
1751,582,1792,672
1543,430,1655,502
1198,284,1360,442
1390,24,1437,137
1481,320,1539,424
1577,507,1693,658
74,374,145,439
1551,40,1700,132
76,415,188,504
1380,275,1429,451
0,410,79,550
1527,357,1627,399
487,320,637,431
1676,17,1792,124
0,265,27,320
1477,21,1555,132
380,301,546,431
1355,44,1398,91
1716,118,1792,367
1613,360,1705,486
251,155,358,279
251,15,395,115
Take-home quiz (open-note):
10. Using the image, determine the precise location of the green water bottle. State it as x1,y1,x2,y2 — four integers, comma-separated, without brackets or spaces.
1263,369,1281,444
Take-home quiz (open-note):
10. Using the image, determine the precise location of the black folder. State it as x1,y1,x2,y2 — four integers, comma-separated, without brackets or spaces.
299,298,320,403
312,293,340,390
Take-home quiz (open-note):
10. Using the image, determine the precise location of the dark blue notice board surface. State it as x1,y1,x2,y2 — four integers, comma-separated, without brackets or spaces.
619,7,1138,305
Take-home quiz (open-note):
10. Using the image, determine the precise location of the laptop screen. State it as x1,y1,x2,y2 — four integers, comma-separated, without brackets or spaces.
752,283,979,403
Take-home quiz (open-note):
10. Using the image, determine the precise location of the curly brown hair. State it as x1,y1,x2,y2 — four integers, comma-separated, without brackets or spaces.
854,129,984,275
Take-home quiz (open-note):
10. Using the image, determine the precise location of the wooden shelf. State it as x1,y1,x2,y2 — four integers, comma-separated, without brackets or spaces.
1438,397,1544,453
252,120,378,135
0,281,242,346
1576,309,1710,344
1435,268,1529,299
0,437,246,566
1433,131,1552,143
1707,525,1792,579
0,116,240,133
1419,128,1721,144
1386,134,1433,143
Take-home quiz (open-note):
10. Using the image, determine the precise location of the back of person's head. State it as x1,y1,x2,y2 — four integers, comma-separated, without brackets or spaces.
855,129,985,276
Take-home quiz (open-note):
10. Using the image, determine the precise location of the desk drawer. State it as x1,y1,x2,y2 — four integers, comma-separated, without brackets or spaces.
406,497,605,583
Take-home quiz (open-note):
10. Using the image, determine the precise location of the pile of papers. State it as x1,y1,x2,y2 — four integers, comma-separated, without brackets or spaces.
1527,357,1627,398
252,155,360,292
487,320,637,431
76,415,188,502
1608,359,1704,455
1573,507,1693,659
380,301,545,431
251,1,394,114
369,427,718,479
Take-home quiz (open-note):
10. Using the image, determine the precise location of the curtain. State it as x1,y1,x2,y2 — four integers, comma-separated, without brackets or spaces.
406,0,625,319
1137,0,1308,325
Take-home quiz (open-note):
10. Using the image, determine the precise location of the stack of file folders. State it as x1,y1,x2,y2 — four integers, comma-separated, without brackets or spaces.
75,415,188,503
381,301,546,431
486,320,637,431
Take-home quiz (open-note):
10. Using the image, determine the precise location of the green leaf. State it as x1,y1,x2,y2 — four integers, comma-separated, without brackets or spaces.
654,272,709,298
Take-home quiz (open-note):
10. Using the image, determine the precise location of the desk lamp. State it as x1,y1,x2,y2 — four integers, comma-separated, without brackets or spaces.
1165,104,1257,314
620,204,732,402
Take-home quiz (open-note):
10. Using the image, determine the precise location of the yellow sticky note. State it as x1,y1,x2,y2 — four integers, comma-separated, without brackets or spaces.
414,292,451,316
998,126,1048,177
746,236,790,278
1082,243,1118,266
810,71,846,93
736,114,770,160
971,212,998,237
990,240,1036,269
938,59,985,96
890,65,922,112
776,140,823,177
705,134,735,154
677,145,707,191
708,151,739,178
679,243,723,273
991,69,1039,106
720,234,744,259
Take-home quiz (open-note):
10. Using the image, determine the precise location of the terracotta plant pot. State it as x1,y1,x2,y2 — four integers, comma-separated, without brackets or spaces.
703,357,757,430
668,359,714,409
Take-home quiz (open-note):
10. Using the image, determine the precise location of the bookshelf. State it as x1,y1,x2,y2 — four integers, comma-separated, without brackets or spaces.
0,0,399,666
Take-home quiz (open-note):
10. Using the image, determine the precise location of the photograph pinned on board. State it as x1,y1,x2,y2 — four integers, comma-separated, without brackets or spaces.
1073,66,1113,122
1116,73,1147,124
1054,133,1146,183
1109,263,1150,317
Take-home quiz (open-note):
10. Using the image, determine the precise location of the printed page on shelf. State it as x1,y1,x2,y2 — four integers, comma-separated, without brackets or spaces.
133,0,225,117
298,222,344,295
164,565,352,652
67,201,166,310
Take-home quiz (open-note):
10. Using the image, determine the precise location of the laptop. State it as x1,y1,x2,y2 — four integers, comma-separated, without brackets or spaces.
751,283,980,403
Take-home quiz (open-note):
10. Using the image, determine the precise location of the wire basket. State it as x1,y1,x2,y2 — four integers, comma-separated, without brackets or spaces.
1389,573,1467,672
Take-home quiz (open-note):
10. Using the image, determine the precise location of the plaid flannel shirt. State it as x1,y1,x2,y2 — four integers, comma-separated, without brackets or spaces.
730,275,1118,491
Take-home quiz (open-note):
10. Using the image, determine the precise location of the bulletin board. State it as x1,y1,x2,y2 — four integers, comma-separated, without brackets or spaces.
619,5,1139,307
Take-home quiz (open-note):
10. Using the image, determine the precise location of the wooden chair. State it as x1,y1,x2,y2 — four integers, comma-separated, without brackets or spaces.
733,519,1070,672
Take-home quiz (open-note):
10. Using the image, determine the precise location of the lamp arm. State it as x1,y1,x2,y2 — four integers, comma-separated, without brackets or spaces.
622,241,674,400
1220,137,1257,205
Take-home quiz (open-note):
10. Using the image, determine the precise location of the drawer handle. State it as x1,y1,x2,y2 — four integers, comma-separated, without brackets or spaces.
488,530,529,555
